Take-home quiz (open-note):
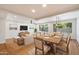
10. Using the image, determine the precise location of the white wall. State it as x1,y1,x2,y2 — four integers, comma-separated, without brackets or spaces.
0,9,35,42
36,10,79,23
48,23,53,33
5,13,36,39
0,19,6,42
0,10,7,43
76,17,79,42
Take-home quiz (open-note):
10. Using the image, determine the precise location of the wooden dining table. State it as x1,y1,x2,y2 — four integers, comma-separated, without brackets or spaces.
35,36,62,54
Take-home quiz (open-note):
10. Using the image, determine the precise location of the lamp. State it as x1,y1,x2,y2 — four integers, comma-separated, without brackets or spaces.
30,20,32,24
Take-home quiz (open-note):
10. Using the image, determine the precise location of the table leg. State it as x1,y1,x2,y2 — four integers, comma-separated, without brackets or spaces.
53,44,56,54
50,43,54,53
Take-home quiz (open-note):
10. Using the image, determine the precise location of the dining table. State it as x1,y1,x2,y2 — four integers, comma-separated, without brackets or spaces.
35,35,62,54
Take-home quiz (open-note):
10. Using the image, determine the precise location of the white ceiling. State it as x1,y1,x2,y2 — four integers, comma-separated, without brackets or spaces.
0,4,79,19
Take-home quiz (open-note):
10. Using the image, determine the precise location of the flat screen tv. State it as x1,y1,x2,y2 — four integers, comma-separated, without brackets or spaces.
20,26,28,30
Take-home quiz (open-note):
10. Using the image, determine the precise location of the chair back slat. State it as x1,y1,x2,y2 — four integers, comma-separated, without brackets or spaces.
66,35,71,47
34,37,44,50
34,37,44,54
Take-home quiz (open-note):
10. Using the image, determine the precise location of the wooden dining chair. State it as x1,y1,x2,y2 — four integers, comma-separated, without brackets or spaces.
61,33,69,42
40,32,45,36
49,33,55,37
34,37,50,55
36,32,41,37
55,35,71,55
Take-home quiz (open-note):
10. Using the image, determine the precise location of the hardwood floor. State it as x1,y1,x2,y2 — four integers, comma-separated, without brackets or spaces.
13,43,35,55
15,39,79,55
0,39,79,55
69,39,79,55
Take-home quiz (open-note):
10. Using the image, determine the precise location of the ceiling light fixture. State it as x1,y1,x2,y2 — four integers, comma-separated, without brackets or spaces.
42,4,47,7
14,16,16,17
32,9,36,13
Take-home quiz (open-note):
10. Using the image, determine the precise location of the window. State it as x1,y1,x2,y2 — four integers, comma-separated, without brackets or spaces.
39,24,48,32
53,22,72,33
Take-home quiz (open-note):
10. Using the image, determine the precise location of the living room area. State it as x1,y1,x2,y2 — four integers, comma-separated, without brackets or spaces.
0,4,79,55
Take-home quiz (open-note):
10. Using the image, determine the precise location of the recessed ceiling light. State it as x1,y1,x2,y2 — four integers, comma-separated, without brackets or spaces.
14,16,16,17
42,4,47,7
32,9,36,13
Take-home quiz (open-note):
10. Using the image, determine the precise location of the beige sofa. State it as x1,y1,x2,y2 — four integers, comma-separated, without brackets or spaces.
18,32,30,38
